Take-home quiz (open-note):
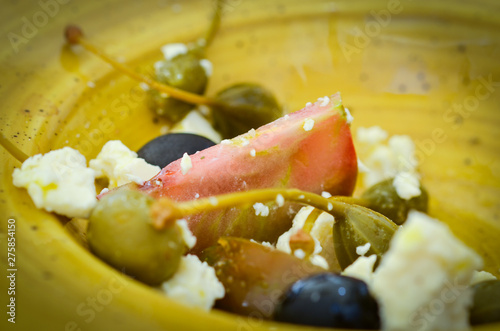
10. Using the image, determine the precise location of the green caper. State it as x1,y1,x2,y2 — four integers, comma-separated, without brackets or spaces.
212,83,283,138
333,204,398,270
361,178,428,225
150,52,209,122
470,280,500,325
88,189,187,285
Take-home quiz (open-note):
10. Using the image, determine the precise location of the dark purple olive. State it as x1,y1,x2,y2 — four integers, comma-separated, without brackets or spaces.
137,133,216,168
274,273,380,329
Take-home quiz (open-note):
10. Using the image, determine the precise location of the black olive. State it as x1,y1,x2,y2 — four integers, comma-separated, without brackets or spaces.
274,273,380,329
470,280,500,325
137,133,216,168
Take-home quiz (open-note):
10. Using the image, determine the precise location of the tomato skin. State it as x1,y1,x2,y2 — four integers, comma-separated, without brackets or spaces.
134,94,357,252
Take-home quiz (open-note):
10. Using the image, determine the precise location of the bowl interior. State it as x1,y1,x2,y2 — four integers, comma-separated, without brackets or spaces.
1,0,499,330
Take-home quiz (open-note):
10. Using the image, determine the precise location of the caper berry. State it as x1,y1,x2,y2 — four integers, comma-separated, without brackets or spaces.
212,83,283,138
150,52,209,122
470,280,500,325
88,190,187,285
362,178,428,225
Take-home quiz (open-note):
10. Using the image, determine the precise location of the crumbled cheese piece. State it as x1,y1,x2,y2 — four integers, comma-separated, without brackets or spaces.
170,110,222,143
310,255,330,270
247,128,256,137
277,206,334,269
125,174,146,185
199,59,212,77
303,118,315,131
357,126,388,144
160,255,225,311
393,172,421,200
357,158,370,173
194,193,200,199
342,254,377,284
321,191,332,198
356,243,371,256
318,96,330,107
180,153,192,175
87,81,95,88
345,107,354,124
160,43,188,60
240,138,249,146
250,239,275,248
305,102,312,107
250,149,256,157
276,194,285,207
371,211,482,331
298,195,305,199
469,270,497,286
294,249,306,259
327,202,333,211
176,219,196,249
12,147,96,218
220,139,233,145
356,127,418,188
90,141,160,188
284,114,290,120
253,202,269,216
209,197,218,206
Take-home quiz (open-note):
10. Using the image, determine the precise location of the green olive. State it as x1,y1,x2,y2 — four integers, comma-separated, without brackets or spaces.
150,52,209,122
88,189,187,285
470,280,500,325
361,178,428,225
212,83,283,138
333,204,398,270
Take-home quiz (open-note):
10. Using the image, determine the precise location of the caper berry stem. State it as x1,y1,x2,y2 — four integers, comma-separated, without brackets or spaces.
64,25,220,107
0,132,29,163
203,0,224,49
151,188,351,229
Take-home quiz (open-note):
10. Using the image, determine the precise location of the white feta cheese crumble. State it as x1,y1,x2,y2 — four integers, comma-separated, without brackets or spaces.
342,254,377,284
250,149,256,157
276,194,285,207
176,219,197,249
321,191,332,198
199,59,213,77
371,211,482,331
294,249,306,259
318,96,330,107
90,141,160,188
180,153,192,175
253,202,269,216
327,202,333,211
160,254,225,311
250,239,275,248
393,171,421,200
284,114,290,120
276,206,335,269
160,43,188,60
220,139,233,145
12,147,97,218
356,243,371,256
345,107,354,124
170,110,222,143
356,126,419,188
305,102,312,107
469,270,497,286
303,118,315,131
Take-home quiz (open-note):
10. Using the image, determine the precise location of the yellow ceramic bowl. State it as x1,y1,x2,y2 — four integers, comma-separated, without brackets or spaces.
1,0,499,330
